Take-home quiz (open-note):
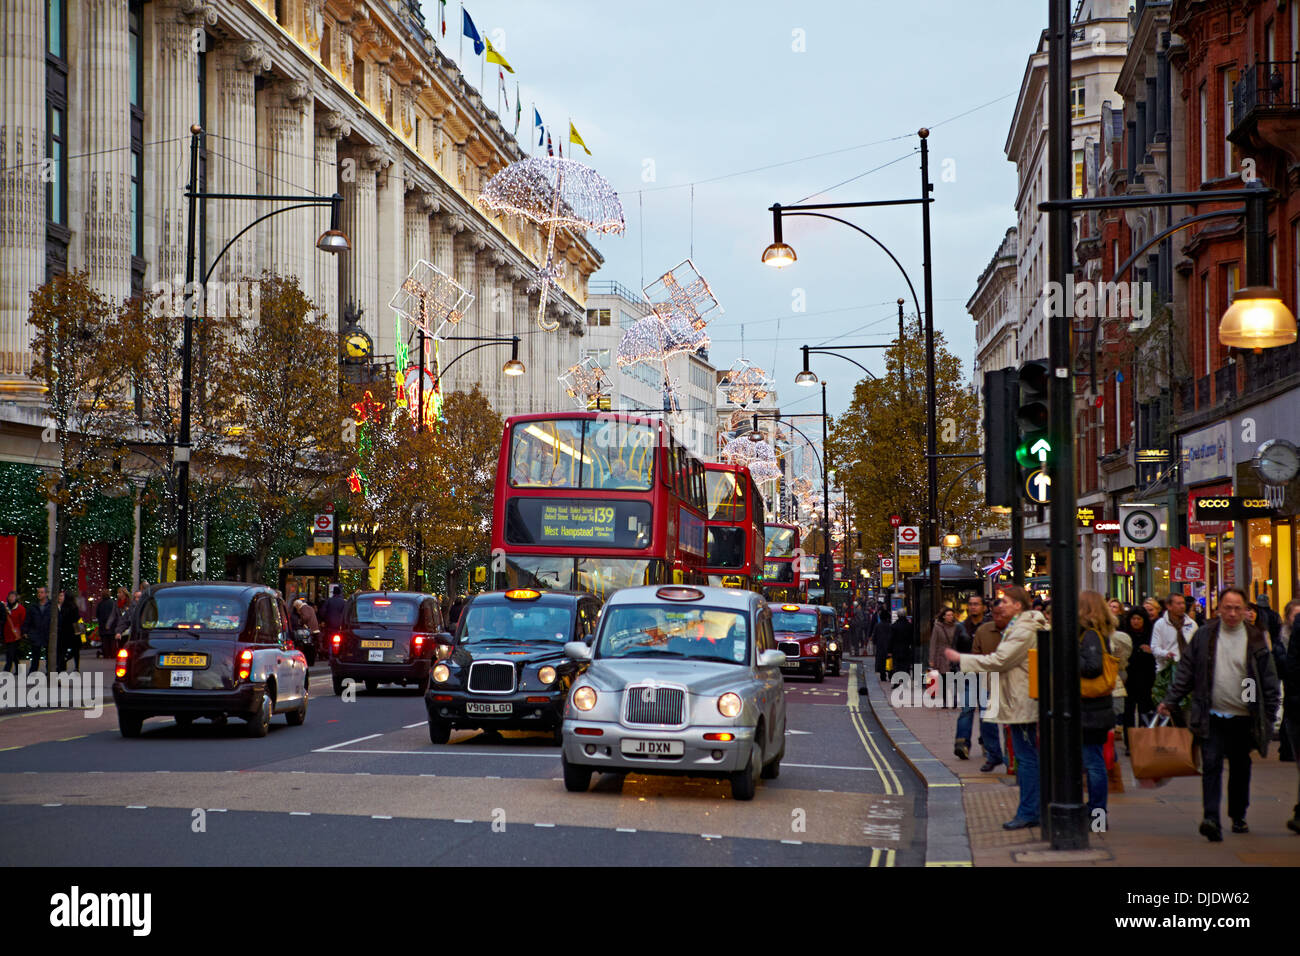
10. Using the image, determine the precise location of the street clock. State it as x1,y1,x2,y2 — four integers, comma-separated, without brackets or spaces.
1253,439,1299,486
343,328,373,361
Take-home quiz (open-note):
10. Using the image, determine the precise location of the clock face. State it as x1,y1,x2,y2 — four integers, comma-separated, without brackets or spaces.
1256,439,1299,485
344,332,372,359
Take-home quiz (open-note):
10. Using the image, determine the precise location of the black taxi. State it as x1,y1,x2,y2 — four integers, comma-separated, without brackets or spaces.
424,588,601,744
815,604,844,677
112,582,309,737
329,591,450,695
769,602,830,682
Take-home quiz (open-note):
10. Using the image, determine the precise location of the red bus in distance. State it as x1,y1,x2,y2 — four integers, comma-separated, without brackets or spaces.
762,522,804,603
491,412,708,599
703,462,766,590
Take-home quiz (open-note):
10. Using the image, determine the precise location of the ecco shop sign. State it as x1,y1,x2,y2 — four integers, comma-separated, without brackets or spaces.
1193,497,1277,521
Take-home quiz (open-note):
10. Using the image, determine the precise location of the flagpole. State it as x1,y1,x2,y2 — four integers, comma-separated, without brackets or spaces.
530,101,535,156
459,3,464,69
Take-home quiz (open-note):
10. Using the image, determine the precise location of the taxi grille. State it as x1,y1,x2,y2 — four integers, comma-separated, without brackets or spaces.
624,686,684,725
779,641,801,659
467,662,516,694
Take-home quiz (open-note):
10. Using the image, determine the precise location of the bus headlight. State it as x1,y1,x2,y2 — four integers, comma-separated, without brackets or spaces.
717,693,743,718
537,665,557,686
573,685,597,711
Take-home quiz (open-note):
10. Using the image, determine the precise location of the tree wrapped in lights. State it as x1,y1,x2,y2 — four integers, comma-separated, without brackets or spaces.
479,157,624,331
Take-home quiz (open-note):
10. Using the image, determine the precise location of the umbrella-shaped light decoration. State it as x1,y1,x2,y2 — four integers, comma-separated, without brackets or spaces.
479,157,625,331
558,356,610,410
389,259,474,339
721,359,774,409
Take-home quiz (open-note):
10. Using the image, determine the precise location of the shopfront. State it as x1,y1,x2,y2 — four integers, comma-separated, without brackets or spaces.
1179,421,1235,616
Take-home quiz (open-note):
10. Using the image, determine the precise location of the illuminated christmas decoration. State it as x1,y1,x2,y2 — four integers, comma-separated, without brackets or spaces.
558,356,609,409
720,359,773,409
347,470,363,494
403,365,437,429
389,259,474,339
351,390,385,425
478,157,624,331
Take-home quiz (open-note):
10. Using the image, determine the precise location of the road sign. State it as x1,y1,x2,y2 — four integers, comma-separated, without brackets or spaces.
314,513,334,534
897,526,920,546
881,572,894,587
880,557,894,571
898,550,921,573
1024,469,1051,504
889,514,902,528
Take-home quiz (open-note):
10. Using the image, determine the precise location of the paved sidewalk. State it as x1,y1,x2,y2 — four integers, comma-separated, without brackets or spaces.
856,661,1300,866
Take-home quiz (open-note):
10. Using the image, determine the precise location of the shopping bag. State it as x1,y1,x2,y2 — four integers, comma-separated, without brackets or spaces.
1105,729,1124,792
1129,714,1199,781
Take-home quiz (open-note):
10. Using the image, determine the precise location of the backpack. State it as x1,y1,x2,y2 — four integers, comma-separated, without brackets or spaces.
1081,629,1119,698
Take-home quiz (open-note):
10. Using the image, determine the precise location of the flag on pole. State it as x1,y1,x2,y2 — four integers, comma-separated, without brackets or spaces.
485,36,513,73
534,107,544,146
498,68,508,115
439,0,446,36
558,136,563,158
981,547,1013,578
546,130,554,156
462,8,484,55
513,82,522,136
569,121,592,156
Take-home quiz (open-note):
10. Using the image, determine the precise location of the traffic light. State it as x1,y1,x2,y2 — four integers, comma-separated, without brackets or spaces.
1016,359,1051,503
983,368,1018,507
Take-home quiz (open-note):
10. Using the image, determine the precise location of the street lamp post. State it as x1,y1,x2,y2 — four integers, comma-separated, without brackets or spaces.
764,130,942,647
177,124,349,582
746,411,829,598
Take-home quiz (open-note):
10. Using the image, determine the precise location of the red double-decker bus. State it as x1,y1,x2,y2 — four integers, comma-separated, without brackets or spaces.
491,412,708,599
762,523,804,602
703,462,765,590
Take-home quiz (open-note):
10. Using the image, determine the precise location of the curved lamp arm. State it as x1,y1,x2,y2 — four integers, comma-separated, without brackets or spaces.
203,201,334,286
807,347,877,380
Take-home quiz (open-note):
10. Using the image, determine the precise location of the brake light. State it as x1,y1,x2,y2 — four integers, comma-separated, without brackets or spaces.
238,648,253,682
374,599,392,606
115,647,128,679
331,633,342,651
411,632,433,655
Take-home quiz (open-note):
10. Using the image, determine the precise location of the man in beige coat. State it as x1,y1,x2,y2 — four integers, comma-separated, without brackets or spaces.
945,585,1048,830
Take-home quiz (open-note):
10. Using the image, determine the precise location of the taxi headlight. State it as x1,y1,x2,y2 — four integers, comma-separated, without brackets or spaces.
717,692,743,718
538,665,557,686
573,685,597,711
828,641,838,652
810,643,821,655
432,663,450,684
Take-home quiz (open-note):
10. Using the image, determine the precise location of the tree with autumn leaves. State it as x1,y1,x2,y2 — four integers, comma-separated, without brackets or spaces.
825,316,996,563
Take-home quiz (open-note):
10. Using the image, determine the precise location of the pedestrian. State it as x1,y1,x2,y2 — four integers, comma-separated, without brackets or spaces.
1279,599,1300,834
94,588,114,657
1157,587,1281,841
1151,592,1197,706
1119,606,1156,752
1255,594,1282,646
889,605,914,679
970,597,1010,771
873,605,893,681
58,587,81,672
322,583,347,638
4,591,24,674
850,602,869,657
944,585,1047,830
23,586,52,673
1281,599,1299,649
1107,597,1125,622
448,593,467,630
929,607,960,709
953,595,985,760
292,598,321,661
1078,591,1119,823
1143,595,1164,624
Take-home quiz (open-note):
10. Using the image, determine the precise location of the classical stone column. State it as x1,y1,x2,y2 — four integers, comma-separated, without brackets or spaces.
0,0,47,389
447,229,480,397
265,77,313,291
207,42,262,289
151,0,208,290
339,145,381,342
374,153,404,362
512,277,535,412
314,111,349,326
80,0,132,303
404,191,432,268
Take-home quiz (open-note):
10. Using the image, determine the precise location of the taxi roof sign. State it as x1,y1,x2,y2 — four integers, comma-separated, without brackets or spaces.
504,588,541,601
656,586,705,601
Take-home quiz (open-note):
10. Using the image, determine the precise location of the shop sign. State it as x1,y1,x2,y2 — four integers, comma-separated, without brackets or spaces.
1076,506,1098,530
1170,546,1205,582
1192,497,1277,521
1187,483,1233,535
1093,520,1120,534
1181,422,1232,484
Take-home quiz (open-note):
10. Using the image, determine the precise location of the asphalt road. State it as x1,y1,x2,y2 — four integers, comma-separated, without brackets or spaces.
0,659,924,866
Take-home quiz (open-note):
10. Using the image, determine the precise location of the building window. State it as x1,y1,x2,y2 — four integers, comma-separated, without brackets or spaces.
47,0,64,58
1070,78,1086,119
586,308,611,326
129,4,141,107
46,104,65,226
131,148,142,258
1221,67,1238,178
582,348,611,368
1198,83,1207,184
1201,274,1211,377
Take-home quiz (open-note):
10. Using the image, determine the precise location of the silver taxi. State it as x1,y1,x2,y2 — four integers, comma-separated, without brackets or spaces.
560,585,787,800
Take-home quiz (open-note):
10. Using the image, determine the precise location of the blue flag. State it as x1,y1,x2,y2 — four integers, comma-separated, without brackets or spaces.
462,8,484,55
534,107,543,146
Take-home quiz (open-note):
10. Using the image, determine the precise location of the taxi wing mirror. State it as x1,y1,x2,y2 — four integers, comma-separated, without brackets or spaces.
565,641,592,662
758,649,786,669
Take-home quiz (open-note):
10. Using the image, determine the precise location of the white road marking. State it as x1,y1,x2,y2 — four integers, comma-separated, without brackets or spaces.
403,721,428,728
784,762,879,772
290,811,311,816
314,748,556,758
42,803,62,807
784,729,812,735
208,809,227,813
533,822,555,828
312,733,382,752
126,805,147,809
701,834,722,840
454,818,474,824
486,775,502,779
616,827,637,833
372,815,393,820
781,840,803,845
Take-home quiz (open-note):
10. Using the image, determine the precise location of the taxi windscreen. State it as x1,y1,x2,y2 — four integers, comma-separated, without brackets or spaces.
140,592,246,635
460,602,573,643
770,610,816,634
596,605,749,665
349,596,419,626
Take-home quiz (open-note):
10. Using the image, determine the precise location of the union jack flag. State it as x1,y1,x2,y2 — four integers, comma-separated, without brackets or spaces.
982,547,1013,578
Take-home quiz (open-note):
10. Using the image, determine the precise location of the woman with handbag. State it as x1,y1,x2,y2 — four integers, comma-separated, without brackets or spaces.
929,607,959,708
1079,590,1120,821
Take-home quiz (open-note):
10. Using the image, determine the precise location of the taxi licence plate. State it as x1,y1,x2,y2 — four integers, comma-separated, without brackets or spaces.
170,670,193,688
160,653,207,667
360,640,392,649
780,661,801,670
620,739,684,757
466,702,513,715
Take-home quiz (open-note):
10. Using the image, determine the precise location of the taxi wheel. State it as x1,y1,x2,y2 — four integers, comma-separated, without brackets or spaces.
813,663,826,683
417,673,431,695
246,693,271,738
118,712,143,738
286,695,307,726
303,647,316,667
428,719,451,745
174,714,194,730
364,679,379,694
561,754,592,793
551,725,564,746
761,752,781,779
831,662,841,677
332,674,346,696
730,742,762,800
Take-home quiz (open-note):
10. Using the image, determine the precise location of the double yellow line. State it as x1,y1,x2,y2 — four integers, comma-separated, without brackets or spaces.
848,663,902,867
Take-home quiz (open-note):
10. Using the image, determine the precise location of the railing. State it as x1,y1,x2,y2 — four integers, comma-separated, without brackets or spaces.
1176,378,1195,413
1196,374,1211,408
1214,363,1237,403
1243,340,1300,394
1233,57,1300,128
589,280,647,304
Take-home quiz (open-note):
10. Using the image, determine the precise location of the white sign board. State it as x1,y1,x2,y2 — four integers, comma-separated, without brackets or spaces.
1181,422,1232,485
314,513,335,534
1119,504,1166,549
896,526,920,546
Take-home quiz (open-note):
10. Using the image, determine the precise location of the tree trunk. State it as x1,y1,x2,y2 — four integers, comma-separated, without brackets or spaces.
48,506,67,668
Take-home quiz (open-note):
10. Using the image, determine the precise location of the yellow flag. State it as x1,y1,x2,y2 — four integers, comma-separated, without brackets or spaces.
569,121,591,156
485,38,513,73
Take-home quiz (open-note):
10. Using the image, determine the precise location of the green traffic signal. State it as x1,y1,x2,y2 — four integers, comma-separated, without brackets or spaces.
1015,435,1052,468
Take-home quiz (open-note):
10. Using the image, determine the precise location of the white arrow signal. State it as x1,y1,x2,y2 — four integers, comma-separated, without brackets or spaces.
1032,471,1051,501
1031,438,1051,462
